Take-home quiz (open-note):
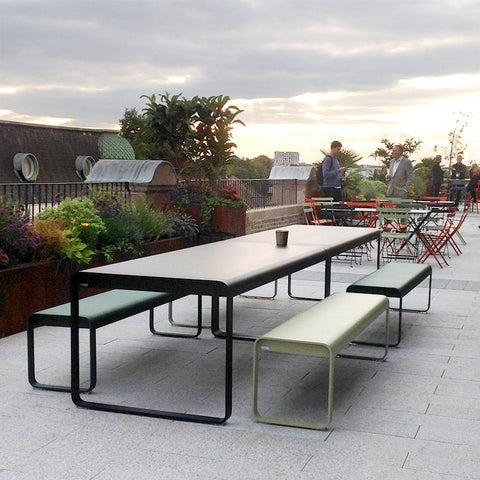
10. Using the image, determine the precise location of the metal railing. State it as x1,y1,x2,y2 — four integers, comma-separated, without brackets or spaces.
0,182,130,221
0,178,299,220
216,179,298,209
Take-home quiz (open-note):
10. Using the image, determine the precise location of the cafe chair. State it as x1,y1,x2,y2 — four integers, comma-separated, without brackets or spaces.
377,206,417,263
472,181,480,213
303,199,333,226
417,201,470,267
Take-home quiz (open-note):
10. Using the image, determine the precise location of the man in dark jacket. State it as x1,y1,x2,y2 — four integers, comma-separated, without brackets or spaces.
432,154,444,196
321,140,346,202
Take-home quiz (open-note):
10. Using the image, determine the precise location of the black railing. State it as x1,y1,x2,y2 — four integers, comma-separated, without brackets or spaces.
0,178,299,220
0,182,130,221
216,179,298,209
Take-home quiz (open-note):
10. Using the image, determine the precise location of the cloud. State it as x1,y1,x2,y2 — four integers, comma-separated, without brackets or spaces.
1,0,479,162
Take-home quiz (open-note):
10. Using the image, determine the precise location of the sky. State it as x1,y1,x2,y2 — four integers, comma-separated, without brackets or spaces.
1,0,479,167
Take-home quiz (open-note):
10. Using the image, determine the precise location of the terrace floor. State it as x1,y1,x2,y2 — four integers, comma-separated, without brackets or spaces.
2,210,480,479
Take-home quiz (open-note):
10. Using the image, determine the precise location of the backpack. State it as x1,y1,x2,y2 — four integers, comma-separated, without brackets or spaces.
316,156,331,185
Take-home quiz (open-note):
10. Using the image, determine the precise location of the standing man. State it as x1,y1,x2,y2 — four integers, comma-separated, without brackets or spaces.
451,154,466,179
386,144,414,198
450,154,467,205
321,140,346,202
432,154,444,197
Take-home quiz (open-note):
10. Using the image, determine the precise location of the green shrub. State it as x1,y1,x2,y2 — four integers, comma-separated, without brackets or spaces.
37,197,106,250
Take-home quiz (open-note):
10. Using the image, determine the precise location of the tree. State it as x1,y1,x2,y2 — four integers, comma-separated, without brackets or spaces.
372,138,423,177
228,155,272,179
435,112,470,171
140,93,196,171
413,157,436,197
187,95,244,188
121,93,244,193
119,108,160,160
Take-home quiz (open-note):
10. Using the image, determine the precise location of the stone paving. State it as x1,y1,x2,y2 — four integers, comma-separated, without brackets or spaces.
1,210,479,479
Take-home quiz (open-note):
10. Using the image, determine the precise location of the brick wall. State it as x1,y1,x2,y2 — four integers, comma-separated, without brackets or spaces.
246,205,305,234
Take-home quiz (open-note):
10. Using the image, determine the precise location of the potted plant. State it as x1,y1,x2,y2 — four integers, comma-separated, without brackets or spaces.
202,184,247,237
0,194,198,337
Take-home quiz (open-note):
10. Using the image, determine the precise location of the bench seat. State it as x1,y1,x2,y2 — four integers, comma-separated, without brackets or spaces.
346,262,432,347
253,292,389,430
27,289,188,393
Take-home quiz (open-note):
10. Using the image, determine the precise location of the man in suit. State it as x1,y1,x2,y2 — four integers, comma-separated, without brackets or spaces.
386,144,414,198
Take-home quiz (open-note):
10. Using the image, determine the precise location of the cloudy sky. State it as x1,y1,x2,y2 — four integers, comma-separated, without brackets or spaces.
1,0,479,165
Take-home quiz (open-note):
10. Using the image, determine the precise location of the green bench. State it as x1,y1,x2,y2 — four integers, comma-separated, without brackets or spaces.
253,292,389,430
27,289,194,393
346,262,432,347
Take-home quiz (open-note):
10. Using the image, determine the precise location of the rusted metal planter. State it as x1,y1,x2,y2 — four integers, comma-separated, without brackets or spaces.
0,237,186,338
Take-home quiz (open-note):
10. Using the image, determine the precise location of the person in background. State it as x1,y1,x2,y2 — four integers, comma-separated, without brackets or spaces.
321,140,346,202
432,154,444,197
386,144,414,198
467,164,480,202
450,154,467,205
451,154,467,179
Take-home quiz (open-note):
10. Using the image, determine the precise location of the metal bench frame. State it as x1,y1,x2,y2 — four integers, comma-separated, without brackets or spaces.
346,262,432,347
27,289,195,393
252,292,389,430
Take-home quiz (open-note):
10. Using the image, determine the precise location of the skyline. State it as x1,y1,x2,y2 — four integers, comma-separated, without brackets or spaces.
1,0,479,166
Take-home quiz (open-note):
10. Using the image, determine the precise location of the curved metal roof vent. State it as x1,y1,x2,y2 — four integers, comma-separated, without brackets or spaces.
75,155,96,180
98,134,135,160
85,159,177,185
13,153,39,182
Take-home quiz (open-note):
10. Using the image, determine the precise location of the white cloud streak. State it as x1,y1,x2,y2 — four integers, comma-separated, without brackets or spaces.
1,0,479,162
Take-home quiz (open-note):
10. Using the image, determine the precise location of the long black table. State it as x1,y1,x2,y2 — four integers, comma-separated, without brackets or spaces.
70,225,379,425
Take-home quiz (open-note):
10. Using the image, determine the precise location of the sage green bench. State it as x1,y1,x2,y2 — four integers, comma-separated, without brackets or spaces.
253,292,389,430
27,289,193,393
346,262,432,347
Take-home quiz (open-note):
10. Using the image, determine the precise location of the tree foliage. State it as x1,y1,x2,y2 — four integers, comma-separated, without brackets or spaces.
413,157,436,197
371,138,423,181
119,92,245,193
228,155,273,179
435,112,470,170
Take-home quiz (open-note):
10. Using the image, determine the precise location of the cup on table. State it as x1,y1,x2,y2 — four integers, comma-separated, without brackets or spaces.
276,229,288,247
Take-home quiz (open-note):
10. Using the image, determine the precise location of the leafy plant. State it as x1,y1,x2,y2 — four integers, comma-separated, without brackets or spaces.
96,198,174,260
200,185,247,230
165,187,201,214
34,217,95,265
37,197,106,250
0,197,39,267
358,179,388,201
168,213,199,241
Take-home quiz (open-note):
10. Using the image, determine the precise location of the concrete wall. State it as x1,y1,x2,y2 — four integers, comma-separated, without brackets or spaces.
246,204,305,234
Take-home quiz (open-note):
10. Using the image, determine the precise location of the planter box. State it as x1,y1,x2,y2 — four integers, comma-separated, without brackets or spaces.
211,205,247,237
0,237,186,338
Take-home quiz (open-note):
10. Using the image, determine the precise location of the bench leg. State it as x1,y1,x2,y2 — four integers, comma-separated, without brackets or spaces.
340,309,390,359
354,272,431,348
391,270,433,315
252,342,335,430
150,297,203,338
27,321,96,393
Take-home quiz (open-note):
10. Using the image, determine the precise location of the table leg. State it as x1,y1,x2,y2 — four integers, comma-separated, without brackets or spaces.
71,283,232,424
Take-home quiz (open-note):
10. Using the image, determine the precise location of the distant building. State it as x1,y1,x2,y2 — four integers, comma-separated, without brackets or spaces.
273,151,299,167
0,120,135,183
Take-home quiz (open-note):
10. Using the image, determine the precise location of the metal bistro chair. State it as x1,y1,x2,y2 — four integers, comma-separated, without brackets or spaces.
303,199,333,226
418,201,470,267
377,206,417,263
472,180,480,213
